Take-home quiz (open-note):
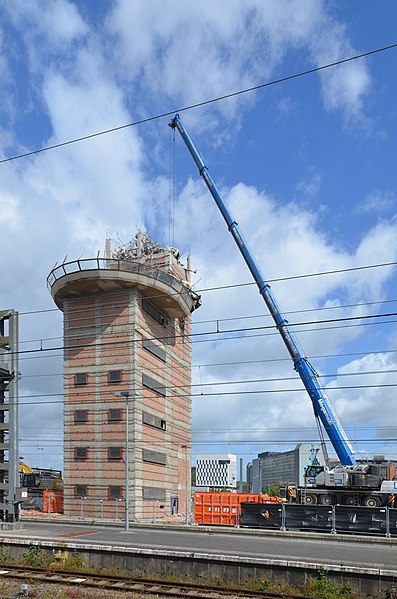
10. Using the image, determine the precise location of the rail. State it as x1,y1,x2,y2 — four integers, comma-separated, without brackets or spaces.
0,564,320,599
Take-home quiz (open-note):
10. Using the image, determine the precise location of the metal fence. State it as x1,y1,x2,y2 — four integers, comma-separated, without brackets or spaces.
46,257,201,308
240,501,397,537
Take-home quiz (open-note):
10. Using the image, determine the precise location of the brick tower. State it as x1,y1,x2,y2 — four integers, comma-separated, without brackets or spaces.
48,233,200,521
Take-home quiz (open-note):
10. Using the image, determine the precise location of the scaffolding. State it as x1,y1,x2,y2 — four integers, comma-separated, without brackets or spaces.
0,310,21,523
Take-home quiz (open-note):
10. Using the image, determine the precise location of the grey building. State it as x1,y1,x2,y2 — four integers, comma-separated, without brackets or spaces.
248,443,326,493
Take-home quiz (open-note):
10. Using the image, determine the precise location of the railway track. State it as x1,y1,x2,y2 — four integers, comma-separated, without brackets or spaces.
0,563,320,598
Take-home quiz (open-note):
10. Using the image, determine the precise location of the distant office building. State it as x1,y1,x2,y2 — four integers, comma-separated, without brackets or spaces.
196,453,237,489
247,443,326,493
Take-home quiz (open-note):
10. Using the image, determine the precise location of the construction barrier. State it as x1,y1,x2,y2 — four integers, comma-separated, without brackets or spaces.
194,492,280,526
43,490,64,514
240,502,397,537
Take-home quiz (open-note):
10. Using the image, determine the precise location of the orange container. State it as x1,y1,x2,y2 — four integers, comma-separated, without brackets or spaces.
43,490,64,514
194,492,279,526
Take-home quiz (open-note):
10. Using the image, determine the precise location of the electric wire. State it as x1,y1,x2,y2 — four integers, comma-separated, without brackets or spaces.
6,379,397,408
16,294,397,347
1,43,396,165
2,45,397,473
20,360,397,381
16,310,397,355
14,258,397,321
17,365,397,397
7,307,397,360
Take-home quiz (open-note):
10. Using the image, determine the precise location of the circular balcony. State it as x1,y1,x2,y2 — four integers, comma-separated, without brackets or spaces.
47,258,201,318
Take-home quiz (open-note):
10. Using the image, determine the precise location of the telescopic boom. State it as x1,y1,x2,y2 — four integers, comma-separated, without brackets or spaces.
169,113,356,467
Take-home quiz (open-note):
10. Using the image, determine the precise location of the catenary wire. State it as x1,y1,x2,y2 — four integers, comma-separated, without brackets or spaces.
17,365,397,397
0,43,396,165
16,295,397,347
7,381,397,408
7,308,397,359
16,258,397,319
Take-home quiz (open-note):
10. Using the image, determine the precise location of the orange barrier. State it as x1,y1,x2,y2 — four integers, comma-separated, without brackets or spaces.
194,492,280,526
43,490,64,514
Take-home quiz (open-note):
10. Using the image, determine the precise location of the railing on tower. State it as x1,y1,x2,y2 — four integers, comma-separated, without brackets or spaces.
47,258,201,309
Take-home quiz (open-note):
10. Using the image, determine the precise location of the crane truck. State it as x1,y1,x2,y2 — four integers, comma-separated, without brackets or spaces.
169,114,397,508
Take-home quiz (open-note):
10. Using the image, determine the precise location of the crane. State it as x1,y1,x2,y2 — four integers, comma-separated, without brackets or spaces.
169,113,356,468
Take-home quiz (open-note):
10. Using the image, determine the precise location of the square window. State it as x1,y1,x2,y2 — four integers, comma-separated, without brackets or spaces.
108,408,122,422
108,447,122,461
74,373,88,385
108,485,122,499
74,410,88,423
108,370,122,383
75,447,88,460
75,484,87,497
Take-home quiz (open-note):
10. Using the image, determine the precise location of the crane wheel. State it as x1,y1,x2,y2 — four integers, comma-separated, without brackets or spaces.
319,494,336,506
363,495,381,508
344,496,356,506
302,494,318,505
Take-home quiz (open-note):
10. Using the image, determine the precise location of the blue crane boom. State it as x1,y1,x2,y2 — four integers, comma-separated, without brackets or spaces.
169,113,356,467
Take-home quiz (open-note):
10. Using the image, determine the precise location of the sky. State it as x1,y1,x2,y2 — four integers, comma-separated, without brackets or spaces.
0,0,397,473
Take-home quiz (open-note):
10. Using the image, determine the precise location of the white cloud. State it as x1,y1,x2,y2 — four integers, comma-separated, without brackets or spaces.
360,189,396,213
0,193,21,229
308,19,371,123
327,352,397,438
296,173,322,197
107,0,370,124
5,0,88,48
140,173,397,456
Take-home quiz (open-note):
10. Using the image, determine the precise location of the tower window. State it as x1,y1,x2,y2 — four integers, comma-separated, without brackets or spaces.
142,299,168,326
143,338,166,362
142,374,166,397
143,449,166,465
75,484,88,497
74,410,88,423
108,370,122,383
143,411,166,431
108,408,122,422
108,447,123,461
75,447,88,460
108,485,122,499
74,373,88,385
143,487,166,501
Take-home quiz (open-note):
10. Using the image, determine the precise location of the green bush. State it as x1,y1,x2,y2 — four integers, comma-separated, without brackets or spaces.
23,544,50,567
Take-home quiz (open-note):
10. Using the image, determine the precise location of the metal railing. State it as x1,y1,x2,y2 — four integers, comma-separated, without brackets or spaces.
47,258,200,307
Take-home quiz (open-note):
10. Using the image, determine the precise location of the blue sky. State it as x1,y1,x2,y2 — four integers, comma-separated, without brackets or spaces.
0,1,397,471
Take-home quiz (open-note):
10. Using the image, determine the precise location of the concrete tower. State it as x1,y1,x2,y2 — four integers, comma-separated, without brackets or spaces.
48,233,200,521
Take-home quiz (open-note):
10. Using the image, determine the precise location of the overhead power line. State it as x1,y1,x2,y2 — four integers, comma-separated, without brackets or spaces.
9,307,397,360
1,43,396,165
17,259,397,319
8,381,397,407
17,302,397,348
18,346,397,378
